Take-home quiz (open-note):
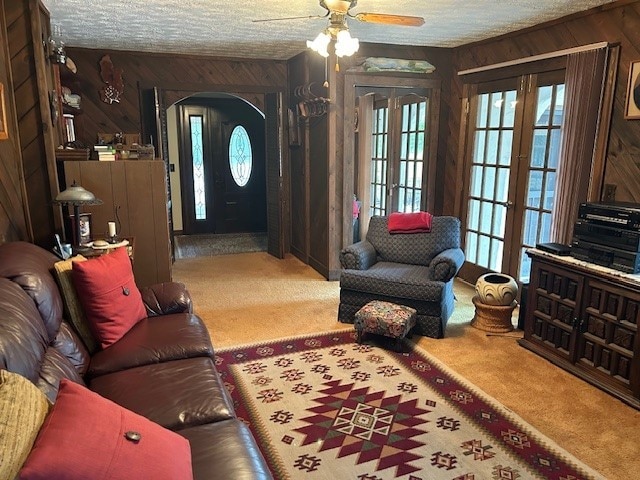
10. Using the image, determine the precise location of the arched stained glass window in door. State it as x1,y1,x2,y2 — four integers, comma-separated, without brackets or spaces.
229,125,252,187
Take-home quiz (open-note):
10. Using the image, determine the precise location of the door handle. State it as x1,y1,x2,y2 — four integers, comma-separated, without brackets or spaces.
496,200,514,209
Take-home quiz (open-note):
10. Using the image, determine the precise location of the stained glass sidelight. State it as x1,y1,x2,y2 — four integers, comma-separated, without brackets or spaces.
229,126,252,187
190,115,206,220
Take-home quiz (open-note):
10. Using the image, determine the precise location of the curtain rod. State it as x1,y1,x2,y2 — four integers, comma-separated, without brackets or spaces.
457,41,610,76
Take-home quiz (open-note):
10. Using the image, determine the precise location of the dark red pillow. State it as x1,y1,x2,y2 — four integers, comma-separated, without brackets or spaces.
19,379,194,480
71,247,147,348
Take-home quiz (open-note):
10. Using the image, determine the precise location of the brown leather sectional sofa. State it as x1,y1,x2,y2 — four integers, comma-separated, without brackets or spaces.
0,241,273,479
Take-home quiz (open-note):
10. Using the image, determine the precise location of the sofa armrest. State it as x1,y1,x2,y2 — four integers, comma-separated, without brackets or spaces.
428,248,465,282
140,282,193,316
340,241,378,270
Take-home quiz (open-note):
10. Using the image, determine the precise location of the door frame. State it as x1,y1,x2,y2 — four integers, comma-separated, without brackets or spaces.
342,73,441,248
138,83,288,258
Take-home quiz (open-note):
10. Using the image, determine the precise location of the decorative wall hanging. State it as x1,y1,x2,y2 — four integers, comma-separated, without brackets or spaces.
98,55,124,104
362,57,436,74
624,60,640,119
0,83,8,140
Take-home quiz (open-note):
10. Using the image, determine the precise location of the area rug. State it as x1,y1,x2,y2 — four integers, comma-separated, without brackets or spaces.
216,330,604,480
174,232,267,258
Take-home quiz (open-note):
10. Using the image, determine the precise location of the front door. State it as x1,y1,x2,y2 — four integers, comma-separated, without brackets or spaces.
179,100,266,234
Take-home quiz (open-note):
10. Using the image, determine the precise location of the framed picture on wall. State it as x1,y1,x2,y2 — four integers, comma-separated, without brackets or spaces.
0,83,8,140
624,60,640,119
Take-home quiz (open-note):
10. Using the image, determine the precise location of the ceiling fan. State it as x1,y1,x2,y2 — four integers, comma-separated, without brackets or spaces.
254,0,425,28
255,1,424,60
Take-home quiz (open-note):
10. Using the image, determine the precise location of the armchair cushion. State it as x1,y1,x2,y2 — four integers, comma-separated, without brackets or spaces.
339,240,377,270
341,262,444,302
428,247,466,282
366,215,461,266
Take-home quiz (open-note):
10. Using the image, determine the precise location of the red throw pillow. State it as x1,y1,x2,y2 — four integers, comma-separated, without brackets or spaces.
19,379,193,480
71,247,147,348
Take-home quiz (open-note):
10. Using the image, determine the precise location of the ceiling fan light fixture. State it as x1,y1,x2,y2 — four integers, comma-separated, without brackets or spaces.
334,29,359,57
306,31,331,57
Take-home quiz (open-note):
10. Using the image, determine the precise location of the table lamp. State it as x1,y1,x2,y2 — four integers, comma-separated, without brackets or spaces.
53,182,103,250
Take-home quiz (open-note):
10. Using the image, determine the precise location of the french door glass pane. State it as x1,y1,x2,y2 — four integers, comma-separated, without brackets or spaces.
190,115,206,220
519,82,564,282
465,90,516,269
398,100,428,213
370,105,388,216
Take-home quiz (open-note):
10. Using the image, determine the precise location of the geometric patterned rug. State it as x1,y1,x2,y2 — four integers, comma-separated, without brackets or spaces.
216,330,605,480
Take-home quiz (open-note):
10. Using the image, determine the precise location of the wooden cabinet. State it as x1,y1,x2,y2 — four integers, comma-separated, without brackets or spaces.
63,160,171,287
519,249,640,409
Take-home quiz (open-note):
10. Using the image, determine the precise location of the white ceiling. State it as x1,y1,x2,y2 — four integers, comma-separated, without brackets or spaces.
41,0,616,60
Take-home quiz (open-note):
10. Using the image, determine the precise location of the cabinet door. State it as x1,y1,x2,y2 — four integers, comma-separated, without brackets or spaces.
526,259,583,362
576,279,640,396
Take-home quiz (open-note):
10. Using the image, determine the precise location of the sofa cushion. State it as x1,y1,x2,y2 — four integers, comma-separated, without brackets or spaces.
0,279,49,381
340,262,444,302
53,255,100,353
0,370,50,480
0,242,64,342
87,313,214,378
178,419,273,480
72,247,146,349
20,379,193,480
89,357,235,430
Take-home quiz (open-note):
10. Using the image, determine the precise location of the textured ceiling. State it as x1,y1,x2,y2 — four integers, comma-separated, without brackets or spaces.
41,0,616,60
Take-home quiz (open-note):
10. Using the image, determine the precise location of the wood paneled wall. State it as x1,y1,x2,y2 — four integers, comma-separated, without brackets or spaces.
447,0,640,213
64,48,288,147
4,0,59,246
0,0,29,244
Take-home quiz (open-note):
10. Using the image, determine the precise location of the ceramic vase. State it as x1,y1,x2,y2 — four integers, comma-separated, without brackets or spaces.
475,273,518,306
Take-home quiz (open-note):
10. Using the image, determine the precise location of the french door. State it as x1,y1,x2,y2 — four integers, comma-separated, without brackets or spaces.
369,89,434,216
461,71,565,284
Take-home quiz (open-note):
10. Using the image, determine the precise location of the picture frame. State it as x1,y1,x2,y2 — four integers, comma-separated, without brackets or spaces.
0,82,8,140
70,212,92,246
624,60,640,120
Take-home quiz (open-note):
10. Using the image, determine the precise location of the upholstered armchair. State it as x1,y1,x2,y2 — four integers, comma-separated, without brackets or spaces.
338,215,465,338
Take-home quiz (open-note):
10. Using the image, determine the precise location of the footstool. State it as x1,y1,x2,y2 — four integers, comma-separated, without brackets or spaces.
354,300,417,351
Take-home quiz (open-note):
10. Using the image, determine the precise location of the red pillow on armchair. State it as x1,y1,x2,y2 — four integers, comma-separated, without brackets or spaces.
71,247,147,349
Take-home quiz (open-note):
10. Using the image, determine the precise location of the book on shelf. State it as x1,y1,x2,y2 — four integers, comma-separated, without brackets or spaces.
94,144,114,151
97,152,116,161
63,114,75,143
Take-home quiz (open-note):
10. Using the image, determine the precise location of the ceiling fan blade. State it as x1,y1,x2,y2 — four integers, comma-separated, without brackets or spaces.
353,12,425,27
252,14,326,23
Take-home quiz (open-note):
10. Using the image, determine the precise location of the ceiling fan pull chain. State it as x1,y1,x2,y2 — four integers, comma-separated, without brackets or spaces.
324,56,329,88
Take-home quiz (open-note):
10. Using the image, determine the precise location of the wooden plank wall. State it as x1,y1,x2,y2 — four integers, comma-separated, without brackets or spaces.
4,0,58,246
64,48,288,147
0,0,29,244
447,0,640,213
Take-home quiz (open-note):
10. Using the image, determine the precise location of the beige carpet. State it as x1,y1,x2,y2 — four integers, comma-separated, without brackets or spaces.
172,252,640,480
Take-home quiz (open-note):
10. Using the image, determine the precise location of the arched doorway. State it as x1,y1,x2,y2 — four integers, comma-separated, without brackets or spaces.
171,93,266,235
141,87,285,259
